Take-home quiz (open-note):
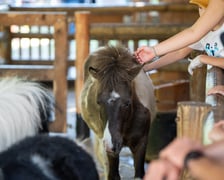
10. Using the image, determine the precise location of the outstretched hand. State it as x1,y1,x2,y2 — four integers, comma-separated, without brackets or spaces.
159,137,203,169
135,46,156,64
144,137,203,180
144,159,180,180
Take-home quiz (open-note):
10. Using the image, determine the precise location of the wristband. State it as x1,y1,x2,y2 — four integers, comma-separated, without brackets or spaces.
183,150,204,170
151,46,159,58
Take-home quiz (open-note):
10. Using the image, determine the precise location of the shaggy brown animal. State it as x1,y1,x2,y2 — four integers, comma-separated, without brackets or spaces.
80,44,155,180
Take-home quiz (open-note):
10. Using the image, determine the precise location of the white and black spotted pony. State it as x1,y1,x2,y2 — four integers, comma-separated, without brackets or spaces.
0,77,54,152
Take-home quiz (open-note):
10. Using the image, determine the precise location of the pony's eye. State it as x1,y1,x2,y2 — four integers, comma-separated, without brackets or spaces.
97,98,103,105
122,101,131,108
97,100,100,104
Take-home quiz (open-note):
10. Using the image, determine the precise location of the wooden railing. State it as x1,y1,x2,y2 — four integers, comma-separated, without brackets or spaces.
10,2,198,24
0,3,198,134
7,2,198,67
74,9,195,115
0,11,68,132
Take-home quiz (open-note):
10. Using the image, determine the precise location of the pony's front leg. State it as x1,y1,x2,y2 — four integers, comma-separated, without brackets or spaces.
131,139,147,179
107,154,120,180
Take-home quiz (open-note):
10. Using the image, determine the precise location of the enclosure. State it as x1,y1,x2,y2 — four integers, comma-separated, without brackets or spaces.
0,1,223,179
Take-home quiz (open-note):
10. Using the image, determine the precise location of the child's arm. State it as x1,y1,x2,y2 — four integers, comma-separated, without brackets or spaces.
207,85,224,96
135,0,224,64
143,47,192,72
200,55,224,69
209,121,224,142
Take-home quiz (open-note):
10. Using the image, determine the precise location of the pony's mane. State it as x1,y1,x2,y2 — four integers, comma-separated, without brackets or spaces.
92,45,138,90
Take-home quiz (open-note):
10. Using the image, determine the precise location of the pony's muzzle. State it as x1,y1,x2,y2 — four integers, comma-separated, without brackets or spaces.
112,140,123,155
103,138,123,156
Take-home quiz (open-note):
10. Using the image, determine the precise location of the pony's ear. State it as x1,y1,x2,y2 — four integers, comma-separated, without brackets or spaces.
128,65,142,80
126,54,143,79
89,67,98,79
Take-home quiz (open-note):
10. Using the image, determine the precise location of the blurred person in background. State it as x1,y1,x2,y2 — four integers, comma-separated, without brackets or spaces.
135,0,224,75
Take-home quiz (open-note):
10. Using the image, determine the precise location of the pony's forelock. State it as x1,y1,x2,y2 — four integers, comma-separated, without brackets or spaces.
91,45,139,90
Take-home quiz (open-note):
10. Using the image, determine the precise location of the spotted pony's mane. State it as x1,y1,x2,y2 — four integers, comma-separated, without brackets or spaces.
89,45,141,90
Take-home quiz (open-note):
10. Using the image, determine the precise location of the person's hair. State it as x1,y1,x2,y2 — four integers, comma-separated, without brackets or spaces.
189,0,209,8
221,32,224,46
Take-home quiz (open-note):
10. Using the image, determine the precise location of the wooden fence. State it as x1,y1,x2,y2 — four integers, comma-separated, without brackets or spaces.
0,3,198,133
6,2,198,67
0,11,68,132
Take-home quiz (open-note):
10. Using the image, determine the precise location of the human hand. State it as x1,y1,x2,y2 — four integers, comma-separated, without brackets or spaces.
159,137,203,169
135,46,156,64
144,159,180,180
209,121,224,142
207,85,224,96
187,156,224,180
188,56,203,75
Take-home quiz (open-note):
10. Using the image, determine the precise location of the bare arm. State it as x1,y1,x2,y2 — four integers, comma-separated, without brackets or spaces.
203,140,224,164
154,0,224,56
200,55,224,69
143,47,192,71
207,85,224,96
186,140,224,179
188,157,224,180
208,121,224,142
144,138,224,180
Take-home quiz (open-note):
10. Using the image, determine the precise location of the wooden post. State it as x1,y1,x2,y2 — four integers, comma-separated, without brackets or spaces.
0,27,8,64
75,11,90,140
49,15,68,132
190,65,207,102
176,101,211,141
176,101,212,180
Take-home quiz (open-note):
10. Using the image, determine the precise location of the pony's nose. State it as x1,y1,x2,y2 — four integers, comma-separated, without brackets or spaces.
103,140,113,153
103,139,122,155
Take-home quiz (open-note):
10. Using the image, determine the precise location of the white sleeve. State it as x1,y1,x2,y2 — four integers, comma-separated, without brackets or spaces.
188,41,204,51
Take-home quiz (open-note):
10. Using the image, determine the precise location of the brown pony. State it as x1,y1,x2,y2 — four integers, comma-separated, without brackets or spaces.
80,44,155,180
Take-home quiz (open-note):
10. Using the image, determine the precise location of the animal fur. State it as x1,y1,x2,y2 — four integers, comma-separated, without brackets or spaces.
0,134,99,180
81,44,156,179
0,77,54,152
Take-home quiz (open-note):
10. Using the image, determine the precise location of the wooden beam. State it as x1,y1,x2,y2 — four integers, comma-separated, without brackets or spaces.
0,65,54,80
89,23,190,40
75,11,90,114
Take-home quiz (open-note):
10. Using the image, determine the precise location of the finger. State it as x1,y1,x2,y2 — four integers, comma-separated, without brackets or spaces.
213,121,224,127
188,66,193,75
166,168,180,180
134,54,142,64
140,60,144,64
137,58,144,64
134,54,140,60
136,47,144,52
144,160,169,180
